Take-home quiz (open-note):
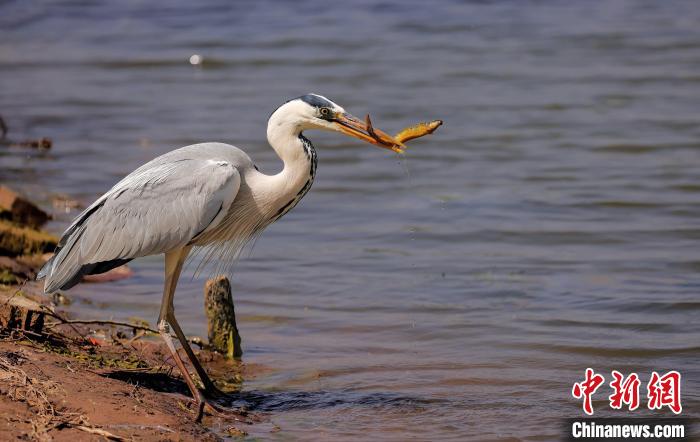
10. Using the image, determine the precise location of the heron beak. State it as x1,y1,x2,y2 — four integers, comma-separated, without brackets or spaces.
333,113,406,153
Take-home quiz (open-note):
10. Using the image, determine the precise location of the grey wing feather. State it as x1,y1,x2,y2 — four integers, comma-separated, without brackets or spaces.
40,153,241,293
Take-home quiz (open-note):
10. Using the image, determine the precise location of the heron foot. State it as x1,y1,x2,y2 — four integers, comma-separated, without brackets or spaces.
193,388,245,423
193,388,225,422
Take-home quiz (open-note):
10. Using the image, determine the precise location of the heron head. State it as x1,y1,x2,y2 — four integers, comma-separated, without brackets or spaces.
276,94,405,153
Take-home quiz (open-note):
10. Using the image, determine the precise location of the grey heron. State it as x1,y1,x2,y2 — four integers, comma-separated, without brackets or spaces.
38,94,403,418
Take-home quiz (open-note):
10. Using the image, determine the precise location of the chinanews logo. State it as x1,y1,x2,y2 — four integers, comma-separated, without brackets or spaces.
567,369,691,441
572,368,681,415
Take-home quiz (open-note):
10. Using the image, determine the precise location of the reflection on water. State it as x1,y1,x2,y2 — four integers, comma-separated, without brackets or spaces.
2,0,699,440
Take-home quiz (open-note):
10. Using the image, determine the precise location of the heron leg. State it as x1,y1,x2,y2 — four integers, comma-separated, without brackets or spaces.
158,246,224,420
165,310,224,397
158,247,191,329
158,319,206,420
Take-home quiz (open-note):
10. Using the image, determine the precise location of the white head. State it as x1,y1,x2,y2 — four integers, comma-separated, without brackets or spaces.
267,94,403,153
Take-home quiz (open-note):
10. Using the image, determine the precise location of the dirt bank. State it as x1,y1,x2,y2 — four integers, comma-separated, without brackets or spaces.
0,281,263,441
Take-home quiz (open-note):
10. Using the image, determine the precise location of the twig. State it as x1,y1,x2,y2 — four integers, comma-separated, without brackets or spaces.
39,306,88,339
42,309,202,345
0,114,51,148
1,278,29,306
70,424,127,441
0,354,57,439
46,318,158,334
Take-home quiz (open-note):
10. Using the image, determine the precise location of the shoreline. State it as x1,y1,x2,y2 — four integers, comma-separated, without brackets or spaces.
0,279,260,440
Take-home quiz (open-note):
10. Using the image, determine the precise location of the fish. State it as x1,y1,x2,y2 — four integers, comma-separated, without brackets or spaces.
364,115,443,153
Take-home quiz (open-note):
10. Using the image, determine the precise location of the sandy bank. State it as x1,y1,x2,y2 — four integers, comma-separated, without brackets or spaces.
0,281,264,441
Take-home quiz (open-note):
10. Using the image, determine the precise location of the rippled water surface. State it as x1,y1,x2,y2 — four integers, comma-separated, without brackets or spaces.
2,1,699,440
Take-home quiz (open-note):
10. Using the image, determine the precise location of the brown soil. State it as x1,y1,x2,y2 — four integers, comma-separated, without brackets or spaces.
0,283,263,441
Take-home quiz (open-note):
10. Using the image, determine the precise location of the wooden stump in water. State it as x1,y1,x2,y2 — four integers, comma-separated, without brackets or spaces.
204,276,242,359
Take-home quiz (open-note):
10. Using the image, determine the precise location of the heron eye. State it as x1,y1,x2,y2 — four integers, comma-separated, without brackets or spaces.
319,107,331,117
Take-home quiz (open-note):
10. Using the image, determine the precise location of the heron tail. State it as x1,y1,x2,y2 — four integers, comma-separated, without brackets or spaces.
40,225,88,293
40,225,133,293
36,255,55,281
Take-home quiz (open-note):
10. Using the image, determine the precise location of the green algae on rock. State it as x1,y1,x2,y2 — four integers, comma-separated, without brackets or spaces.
0,220,57,257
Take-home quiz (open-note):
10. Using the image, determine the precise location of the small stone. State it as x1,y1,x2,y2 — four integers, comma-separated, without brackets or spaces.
224,426,247,437
0,185,50,229
51,292,72,306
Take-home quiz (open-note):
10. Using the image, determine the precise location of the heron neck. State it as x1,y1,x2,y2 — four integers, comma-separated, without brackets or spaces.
263,120,317,213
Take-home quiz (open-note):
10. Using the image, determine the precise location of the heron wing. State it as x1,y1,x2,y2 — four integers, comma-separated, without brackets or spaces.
41,157,240,292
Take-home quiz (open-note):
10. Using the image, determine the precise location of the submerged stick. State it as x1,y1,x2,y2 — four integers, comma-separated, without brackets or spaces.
0,113,52,149
0,115,7,139
204,276,242,359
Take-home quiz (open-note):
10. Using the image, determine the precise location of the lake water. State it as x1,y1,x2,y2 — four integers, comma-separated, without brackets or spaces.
2,1,699,440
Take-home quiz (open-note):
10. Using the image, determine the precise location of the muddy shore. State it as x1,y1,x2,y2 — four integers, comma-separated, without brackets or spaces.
0,279,267,441
2,279,275,441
